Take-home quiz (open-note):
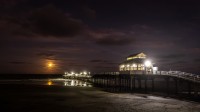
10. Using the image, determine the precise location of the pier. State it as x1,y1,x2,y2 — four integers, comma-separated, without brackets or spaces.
62,53,200,102
90,71,200,101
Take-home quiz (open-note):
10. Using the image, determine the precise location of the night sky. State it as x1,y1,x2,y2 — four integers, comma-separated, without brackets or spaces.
0,0,200,74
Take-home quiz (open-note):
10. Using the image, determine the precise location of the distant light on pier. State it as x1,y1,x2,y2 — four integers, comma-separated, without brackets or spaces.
63,71,91,78
144,60,152,67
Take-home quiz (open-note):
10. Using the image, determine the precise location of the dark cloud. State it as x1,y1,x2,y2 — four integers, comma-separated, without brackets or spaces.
0,4,85,38
90,59,119,65
29,5,84,37
68,62,86,67
0,0,22,9
82,6,96,19
0,18,34,38
160,54,185,59
90,59,109,63
37,52,55,57
86,29,135,46
36,52,60,60
96,37,134,46
9,61,29,64
194,58,200,62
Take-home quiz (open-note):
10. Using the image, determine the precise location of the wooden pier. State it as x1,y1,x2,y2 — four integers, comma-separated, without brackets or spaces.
91,73,200,101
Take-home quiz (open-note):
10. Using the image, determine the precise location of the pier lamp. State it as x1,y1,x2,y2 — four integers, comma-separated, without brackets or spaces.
145,60,152,74
83,71,87,75
145,60,152,67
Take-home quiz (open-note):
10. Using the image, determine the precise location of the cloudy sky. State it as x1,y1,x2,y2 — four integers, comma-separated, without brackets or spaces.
0,0,200,74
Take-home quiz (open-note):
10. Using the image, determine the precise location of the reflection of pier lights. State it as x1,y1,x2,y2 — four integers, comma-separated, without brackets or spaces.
63,79,91,87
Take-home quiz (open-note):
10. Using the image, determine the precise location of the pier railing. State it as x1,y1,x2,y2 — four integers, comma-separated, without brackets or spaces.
92,71,200,83
156,71,200,83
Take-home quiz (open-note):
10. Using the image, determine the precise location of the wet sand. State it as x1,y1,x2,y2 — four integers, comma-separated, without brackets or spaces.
0,79,200,112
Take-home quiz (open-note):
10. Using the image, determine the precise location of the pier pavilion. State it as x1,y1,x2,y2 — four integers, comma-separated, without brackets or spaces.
119,53,158,74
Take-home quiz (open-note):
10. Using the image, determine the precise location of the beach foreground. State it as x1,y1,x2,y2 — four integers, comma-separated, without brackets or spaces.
0,80,200,112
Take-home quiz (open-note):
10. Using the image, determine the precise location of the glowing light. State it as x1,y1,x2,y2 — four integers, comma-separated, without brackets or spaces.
71,80,75,86
47,80,52,85
83,71,87,75
63,71,91,78
121,65,125,68
83,82,87,86
153,67,158,71
47,62,54,68
132,64,137,67
127,64,130,67
64,81,67,86
145,60,152,67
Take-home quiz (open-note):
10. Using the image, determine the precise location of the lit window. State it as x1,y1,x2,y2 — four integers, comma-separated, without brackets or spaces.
142,67,145,70
132,64,137,67
121,65,125,68
130,67,133,70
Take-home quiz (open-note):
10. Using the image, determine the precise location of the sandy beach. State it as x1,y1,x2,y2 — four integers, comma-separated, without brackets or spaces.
0,79,200,112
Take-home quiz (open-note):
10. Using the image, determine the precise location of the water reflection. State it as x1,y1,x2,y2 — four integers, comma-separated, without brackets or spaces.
47,80,53,85
0,78,92,87
63,79,92,87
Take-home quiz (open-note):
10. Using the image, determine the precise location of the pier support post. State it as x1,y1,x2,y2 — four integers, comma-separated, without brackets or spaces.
175,78,178,94
194,82,198,97
133,76,135,91
166,77,169,95
188,81,191,97
138,78,141,90
129,77,131,91
152,78,154,92
145,77,147,93
130,76,133,92
115,76,117,92
119,75,122,92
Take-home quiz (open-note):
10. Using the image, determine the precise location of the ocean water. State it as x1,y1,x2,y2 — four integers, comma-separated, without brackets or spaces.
0,78,92,87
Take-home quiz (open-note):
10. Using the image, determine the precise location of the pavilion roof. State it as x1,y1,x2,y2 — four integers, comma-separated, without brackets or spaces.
121,58,145,65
